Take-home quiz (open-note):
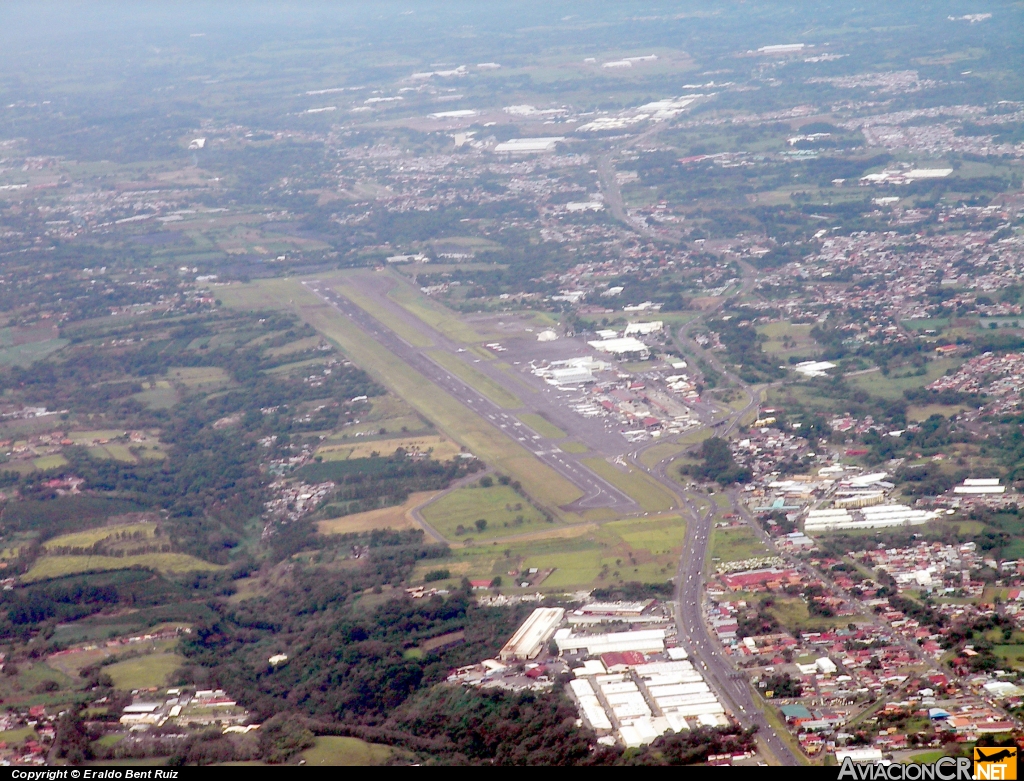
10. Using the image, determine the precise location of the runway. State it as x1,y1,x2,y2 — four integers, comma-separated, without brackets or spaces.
303,279,640,514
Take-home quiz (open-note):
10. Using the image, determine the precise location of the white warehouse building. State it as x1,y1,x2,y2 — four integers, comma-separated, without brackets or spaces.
499,607,565,661
804,505,939,532
587,337,651,360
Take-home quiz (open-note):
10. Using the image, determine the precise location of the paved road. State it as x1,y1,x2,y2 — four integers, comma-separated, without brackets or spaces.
617,258,799,764
302,279,640,514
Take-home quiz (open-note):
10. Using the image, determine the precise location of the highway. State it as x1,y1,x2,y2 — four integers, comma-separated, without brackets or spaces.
598,129,800,762
619,259,799,764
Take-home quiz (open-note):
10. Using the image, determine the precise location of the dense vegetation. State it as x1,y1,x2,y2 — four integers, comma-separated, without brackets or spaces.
681,437,752,485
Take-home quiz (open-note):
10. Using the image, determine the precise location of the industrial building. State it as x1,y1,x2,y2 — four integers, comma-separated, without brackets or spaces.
566,659,728,748
954,478,1005,495
493,137,564,153
555,628,666,655
499,607,565,661
758,43,806,54
543,366,595,386
792,360,837,377
833,492,885,509
624,321,663,336
587,336,651,360
804,505,939,532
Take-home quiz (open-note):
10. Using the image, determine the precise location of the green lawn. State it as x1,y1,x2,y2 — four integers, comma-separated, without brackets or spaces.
440,515,687,591
848,357,963,400
583,458,676,513
23,553,223,582
905,751,946,764
106,651,184,690
42,522,156,551
708,526,770,563
0,727,38,744
299,736,398,766
559,441,590,454
518,413,566,439
609,517,687,556
993,644,1024,668
757,321,817,359
420,483,551,541
32,455,68,470
767,597,860,634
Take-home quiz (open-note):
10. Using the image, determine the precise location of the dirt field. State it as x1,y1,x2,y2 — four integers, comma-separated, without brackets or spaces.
316,491,439,535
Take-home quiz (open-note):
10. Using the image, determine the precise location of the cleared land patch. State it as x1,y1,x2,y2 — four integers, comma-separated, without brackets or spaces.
105,650,184,690
46,634,181,678
767,596,861,634
639,440,692,470
317,434,461,462
708,526,771,563
757,321,817,359
41,522,157,552
299,736,399,766
265,335,322,357
316,491,437,535
167,366,232,391
23,553,223,582
848,357,962,400
439,514,686,591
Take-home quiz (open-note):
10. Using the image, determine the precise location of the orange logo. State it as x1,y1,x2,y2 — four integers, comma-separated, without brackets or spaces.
975,747,1017,780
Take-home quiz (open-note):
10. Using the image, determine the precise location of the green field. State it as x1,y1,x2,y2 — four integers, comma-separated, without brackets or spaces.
23,553,223,582
559,441,590,454
757,321,817,359
0,727,38,744
518,413,566,439
0,338,69,367
905,751,946,764
436,514,687,591
638,440,692,469
106,651,184,690
220,278,583,513
582,458,676,513
611,517,688,555
265,335,322,357
766,596,861,634
32,454,68,470
420,483,551,541
849,357,963,400
993,644,1024,668
708,526,771,563
133,383,179,409
519,516,686,589
167,366,233,390
42,522,157,551
427,350,523,409
299,736,398,766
